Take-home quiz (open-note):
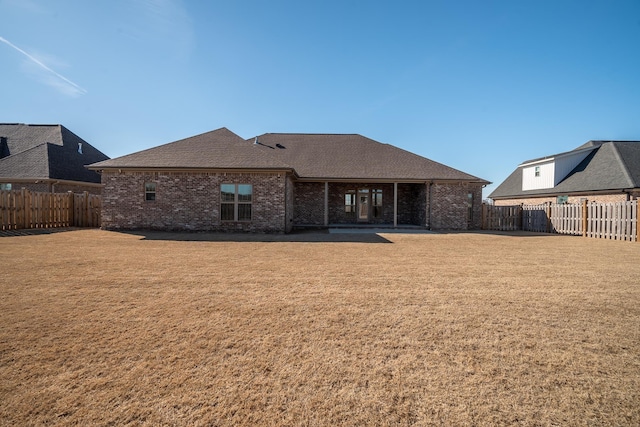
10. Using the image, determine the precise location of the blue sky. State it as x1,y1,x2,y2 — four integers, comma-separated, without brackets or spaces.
1,0,639,198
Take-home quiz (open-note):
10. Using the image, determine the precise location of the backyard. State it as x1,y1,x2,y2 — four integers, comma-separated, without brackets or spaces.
0,229,639,426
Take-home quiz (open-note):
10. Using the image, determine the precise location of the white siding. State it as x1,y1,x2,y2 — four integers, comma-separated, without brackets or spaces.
522,161,554,191
553,151,591,186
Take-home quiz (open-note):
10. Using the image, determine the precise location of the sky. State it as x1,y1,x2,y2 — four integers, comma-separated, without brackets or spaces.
1,0,639,198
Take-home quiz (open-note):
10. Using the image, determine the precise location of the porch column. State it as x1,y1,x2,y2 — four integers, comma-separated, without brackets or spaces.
393,182,398,228
324,182,329,226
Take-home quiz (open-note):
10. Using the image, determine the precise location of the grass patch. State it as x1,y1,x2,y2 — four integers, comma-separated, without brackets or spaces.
1,230,639,425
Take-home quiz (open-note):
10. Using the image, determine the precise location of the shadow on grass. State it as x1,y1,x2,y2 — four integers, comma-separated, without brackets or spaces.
119,229,394,244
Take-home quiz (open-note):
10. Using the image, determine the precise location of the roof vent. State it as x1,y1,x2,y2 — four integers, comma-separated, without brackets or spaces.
276,143,286,149
254,137,258,145
78,142,83,154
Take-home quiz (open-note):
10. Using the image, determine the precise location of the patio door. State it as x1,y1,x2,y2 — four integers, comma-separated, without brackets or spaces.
357,189,369,222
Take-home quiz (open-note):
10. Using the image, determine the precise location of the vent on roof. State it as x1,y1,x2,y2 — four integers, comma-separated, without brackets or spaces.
78,143,83,154
276,143,286,149
254,137,258,145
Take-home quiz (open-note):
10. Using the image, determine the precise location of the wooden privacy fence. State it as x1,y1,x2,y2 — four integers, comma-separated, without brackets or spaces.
0,189,101,231
483,200,639,242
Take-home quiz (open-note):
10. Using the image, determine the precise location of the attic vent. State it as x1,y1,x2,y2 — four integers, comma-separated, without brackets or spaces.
254,137,258,145
276,143,286,149
78,143,83,154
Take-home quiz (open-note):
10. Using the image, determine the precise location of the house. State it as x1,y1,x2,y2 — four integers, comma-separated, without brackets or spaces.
0,123,109,194
489,140,640,206
88,127,489,233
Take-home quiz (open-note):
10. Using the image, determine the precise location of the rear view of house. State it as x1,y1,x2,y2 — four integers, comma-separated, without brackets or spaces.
0,123,109,194
89,128,489,232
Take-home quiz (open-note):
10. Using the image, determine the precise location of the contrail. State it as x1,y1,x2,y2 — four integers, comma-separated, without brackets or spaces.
0,36,87,95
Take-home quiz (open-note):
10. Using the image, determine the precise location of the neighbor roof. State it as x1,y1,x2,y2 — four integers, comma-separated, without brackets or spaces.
89,128,488,183
489,141,640,199
0,123,109,183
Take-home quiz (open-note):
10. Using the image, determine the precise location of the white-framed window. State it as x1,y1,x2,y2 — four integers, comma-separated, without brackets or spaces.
145,182,156,201
221,183,252,221
345,191,356,213
534,166,541,177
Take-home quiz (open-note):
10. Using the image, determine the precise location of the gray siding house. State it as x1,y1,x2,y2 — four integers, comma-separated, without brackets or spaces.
89,128,489,233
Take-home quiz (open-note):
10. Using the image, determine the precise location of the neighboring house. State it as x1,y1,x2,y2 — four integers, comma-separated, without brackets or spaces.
489,140,640,205
88,127,489,233
0,123,109,194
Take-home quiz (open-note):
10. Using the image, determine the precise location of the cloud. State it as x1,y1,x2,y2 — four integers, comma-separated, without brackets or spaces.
0,36,87,97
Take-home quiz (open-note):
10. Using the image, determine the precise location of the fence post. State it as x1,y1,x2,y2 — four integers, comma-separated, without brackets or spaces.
582,199,588,237
83,191,89,227
637,200,640,243
68,191,75,226
546,202,551,233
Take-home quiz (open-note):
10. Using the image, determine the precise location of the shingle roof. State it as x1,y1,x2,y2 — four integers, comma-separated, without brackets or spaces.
251,133,487,181
89,128,292,170
489,141,640,199
90,129,488,183
0,123,109,183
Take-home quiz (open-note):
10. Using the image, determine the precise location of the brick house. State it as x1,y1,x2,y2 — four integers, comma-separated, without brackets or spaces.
489,140,640,206
0,123,109,194
88,128,489,233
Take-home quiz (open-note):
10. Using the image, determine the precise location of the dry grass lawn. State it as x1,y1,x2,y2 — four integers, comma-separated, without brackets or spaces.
1,229,639,426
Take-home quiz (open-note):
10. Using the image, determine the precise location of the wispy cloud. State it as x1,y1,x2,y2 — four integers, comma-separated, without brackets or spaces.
0,36,87,97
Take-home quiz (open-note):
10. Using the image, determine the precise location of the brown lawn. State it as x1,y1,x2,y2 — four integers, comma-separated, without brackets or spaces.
1,229,639,426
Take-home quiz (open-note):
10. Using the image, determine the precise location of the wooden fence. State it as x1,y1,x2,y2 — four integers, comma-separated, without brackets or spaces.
0,189,101,231
483,200,639,242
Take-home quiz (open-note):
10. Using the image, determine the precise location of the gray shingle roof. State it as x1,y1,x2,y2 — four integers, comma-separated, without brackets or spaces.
90,129,488,183
489,141,640,199
252,133,487,181
0,123,109,183
89,128,292,170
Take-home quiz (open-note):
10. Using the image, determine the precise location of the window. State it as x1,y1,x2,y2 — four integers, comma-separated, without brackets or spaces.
467,192,474,226
145,182,156,201
534,166,541,177
345,191,356,213
221,184,252,221
557,195,568,204
0,183,11,191
372,189,383,218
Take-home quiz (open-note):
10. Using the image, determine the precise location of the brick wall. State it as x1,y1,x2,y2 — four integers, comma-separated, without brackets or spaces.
101,170,288,232
430,182,483,230
293,182,325,225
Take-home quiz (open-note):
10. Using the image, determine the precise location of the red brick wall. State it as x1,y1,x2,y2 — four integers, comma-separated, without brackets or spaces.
429,182,483,230
101,170,288,232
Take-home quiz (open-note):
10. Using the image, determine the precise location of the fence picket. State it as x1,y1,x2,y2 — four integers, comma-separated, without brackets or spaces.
0,189,101,231
483,200,637,242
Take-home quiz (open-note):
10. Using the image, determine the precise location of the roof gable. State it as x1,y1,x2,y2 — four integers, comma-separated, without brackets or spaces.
90,128,292,170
